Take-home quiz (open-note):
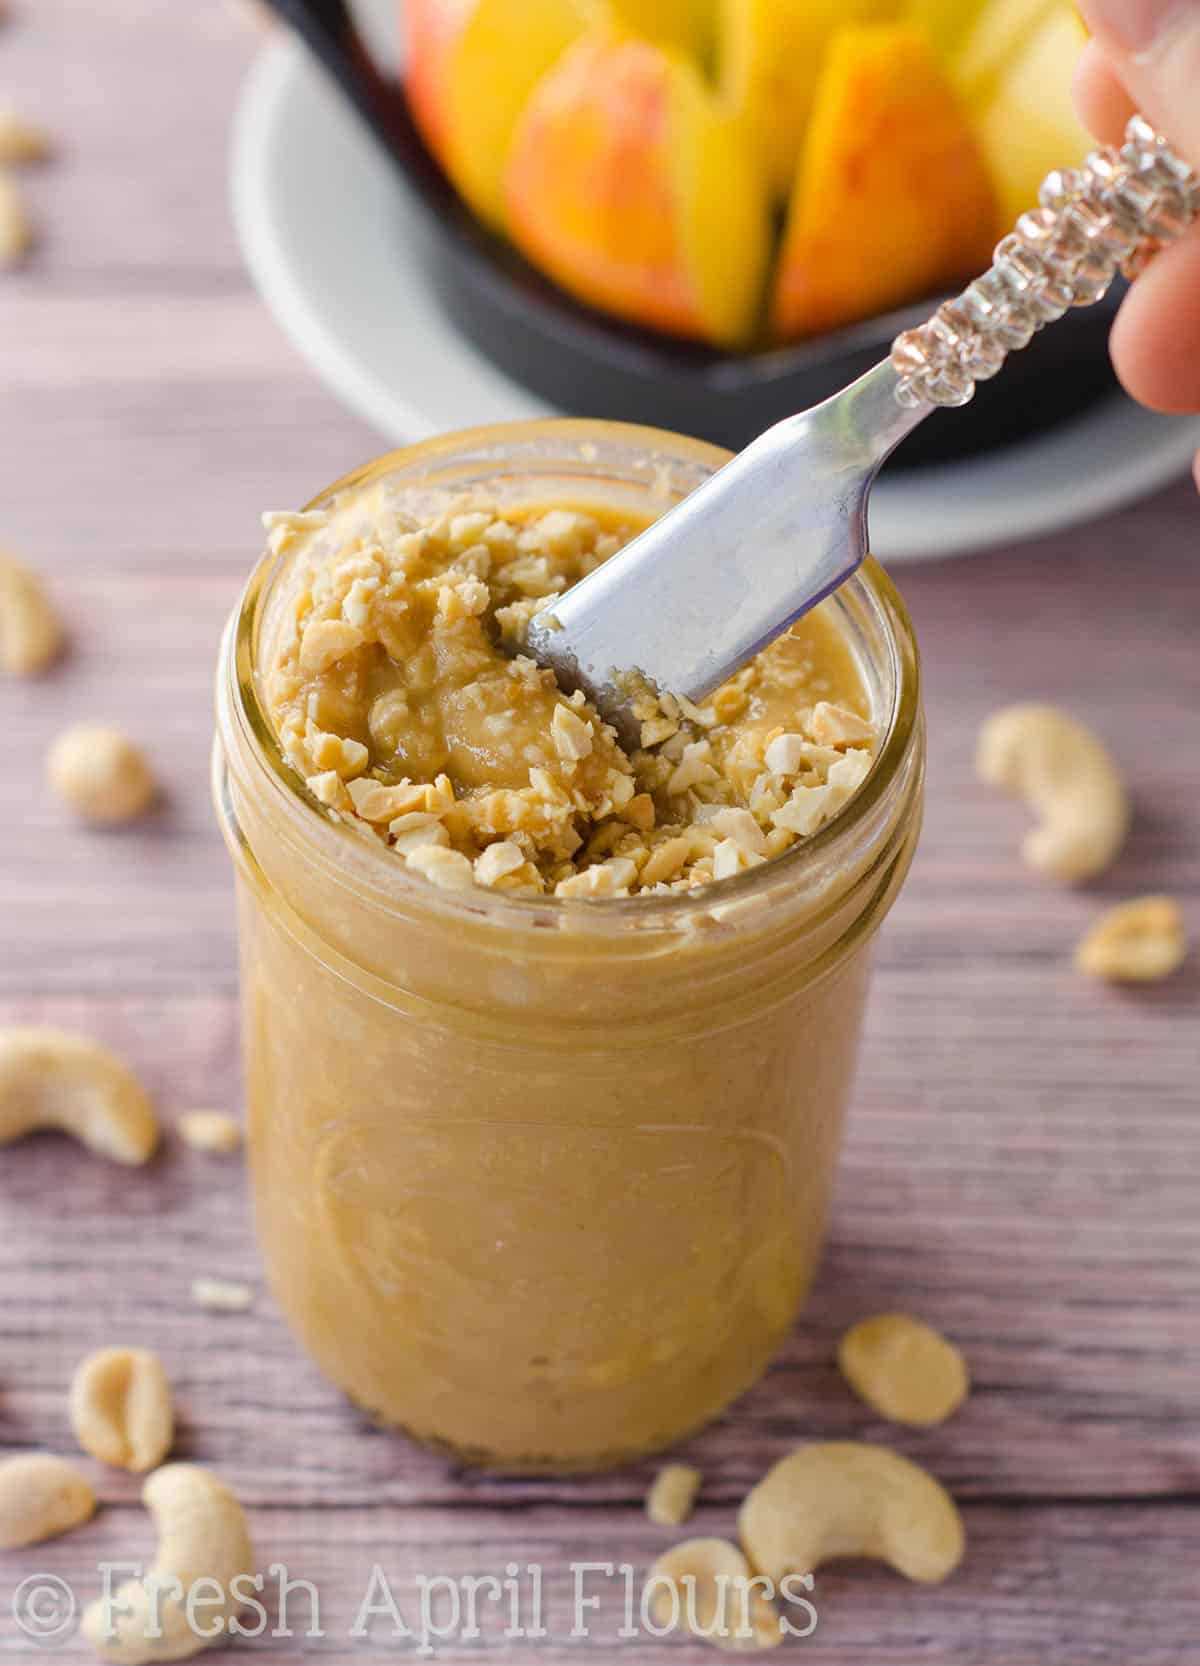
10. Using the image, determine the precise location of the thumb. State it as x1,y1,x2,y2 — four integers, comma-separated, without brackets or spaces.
1078,1,1200,165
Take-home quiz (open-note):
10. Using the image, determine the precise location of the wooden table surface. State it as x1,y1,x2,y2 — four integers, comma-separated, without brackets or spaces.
2,3,1198,1661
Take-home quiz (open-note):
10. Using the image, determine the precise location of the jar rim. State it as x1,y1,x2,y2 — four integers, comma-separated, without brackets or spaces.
220,418,921,940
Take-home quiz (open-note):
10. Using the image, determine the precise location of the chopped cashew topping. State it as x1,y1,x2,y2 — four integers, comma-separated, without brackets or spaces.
739,1442,965,1586
1075,896,1188,983
263,494,878,897
0,1027,159,1163
645,1538,781,1652
645,1462,702,1527
70,1347,174,1473
838,1313,969,1427
47,724,157,824
810,701,876,748
0,546,61,674
976,704,1129,883
81,1465,255,1664
178,1111,243,1154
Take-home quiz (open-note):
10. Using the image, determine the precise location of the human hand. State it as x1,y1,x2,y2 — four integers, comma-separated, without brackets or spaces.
1073,1,1200,488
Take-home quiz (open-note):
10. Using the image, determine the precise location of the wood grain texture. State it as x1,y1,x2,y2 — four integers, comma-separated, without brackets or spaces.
1,1,1198,1660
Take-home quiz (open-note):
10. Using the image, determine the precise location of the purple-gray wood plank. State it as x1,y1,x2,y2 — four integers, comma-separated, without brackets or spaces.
1,2,1198,1660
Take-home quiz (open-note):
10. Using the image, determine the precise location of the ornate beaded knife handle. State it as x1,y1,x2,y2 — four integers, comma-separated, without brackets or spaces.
891,115,1199,409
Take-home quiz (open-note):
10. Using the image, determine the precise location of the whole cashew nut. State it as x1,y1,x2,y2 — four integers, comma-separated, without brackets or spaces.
0,546,61,675
976,704,1129,883
0,1028,159,1164
81,1464,255,1664
0,1453,96,1549
645,1538,782,1652
70,1347,175,1474
738,1442,965,1586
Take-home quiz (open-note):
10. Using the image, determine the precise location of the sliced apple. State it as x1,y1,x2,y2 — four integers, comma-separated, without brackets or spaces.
770,24,997,340
973,7,1091,225
504,35,772,347
904,0,991,59
605,0,715,58
718,0,901,200
405,0,593,229
952,0,1059,105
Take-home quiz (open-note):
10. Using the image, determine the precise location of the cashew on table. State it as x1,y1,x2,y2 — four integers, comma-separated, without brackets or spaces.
976,703,1129,883
0,1027,159,1163
739,1442,965,1587
82,1464,256,1665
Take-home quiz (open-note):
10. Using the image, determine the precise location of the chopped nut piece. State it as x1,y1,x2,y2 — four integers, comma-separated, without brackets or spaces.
809,700,875,748
1075,896,1187,983
556,865,620,899
405,844,474,890
306,770,351,811
474,841,526,886
705,807,767,856
298,618,364,672
0,169,31,265
191,1278,254,1313
640,836,692,887
763,732,808,776
179,1111,243,1154
0,103,52,164
646,1462,702,1527
551,703,594,762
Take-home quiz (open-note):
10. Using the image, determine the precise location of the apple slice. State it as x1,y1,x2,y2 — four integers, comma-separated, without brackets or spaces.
952,0,1059,105
405,0,593,229
771,24,997,340
606,0,715,57
504,35,772,347
718,0,901,200
973,8,1092,224
904,0,991,59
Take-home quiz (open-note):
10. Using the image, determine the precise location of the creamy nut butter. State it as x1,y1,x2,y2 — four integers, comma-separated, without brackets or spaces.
214,423,923,1470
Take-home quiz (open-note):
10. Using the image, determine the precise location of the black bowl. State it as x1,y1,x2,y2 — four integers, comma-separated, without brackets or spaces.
385,87,1121,469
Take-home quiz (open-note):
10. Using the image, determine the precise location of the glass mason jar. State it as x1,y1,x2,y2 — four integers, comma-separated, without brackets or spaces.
213,420,923,1473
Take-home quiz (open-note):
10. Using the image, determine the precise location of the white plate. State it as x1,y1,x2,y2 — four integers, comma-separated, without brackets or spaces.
231,3,1200,563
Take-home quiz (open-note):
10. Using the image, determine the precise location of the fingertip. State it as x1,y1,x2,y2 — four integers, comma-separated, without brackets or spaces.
1072,40,1137,144
1110,233,1200,414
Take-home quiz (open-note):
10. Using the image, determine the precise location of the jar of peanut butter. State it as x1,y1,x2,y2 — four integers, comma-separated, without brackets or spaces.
213,420,923,1472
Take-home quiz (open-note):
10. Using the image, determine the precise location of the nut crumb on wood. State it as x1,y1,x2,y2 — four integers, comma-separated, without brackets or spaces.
0,168,30,265
1075,896,1188,984
645,1462,702,1527
192,1277,255,1313
0,102,52,164
179,1110,243,1154
46,724,157,824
